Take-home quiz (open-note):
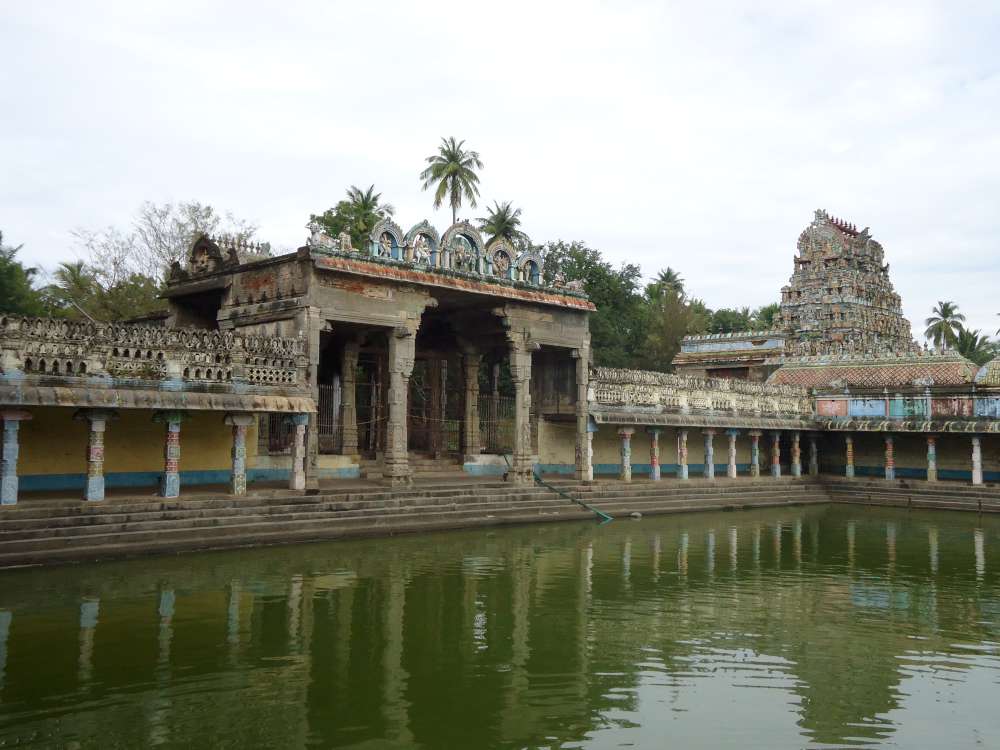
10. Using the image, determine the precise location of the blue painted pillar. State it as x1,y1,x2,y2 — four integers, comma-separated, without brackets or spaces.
153,411,185,498
749,430,761,477
790,432,802,478
771,432,782,478
677,429,689,480
647,428,661,480
225,413,255,496
1,410,31,505
704,429,716,479
618,428,634,482
74,410,117,502
726,429,739,478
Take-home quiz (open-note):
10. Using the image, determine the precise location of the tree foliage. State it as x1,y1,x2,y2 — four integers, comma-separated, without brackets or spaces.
477,201,529,247
0,231,46,316
310,185,395,251
955,327,996,366
420,137,483,224
924,301,965,351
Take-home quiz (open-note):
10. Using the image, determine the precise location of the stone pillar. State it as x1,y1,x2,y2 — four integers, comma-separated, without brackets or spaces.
153,411,184,498
749,430,761,478
225,413,255,496
286,413,310,490
972,436,983,486
677,429,689,480
618,428,634,482
74,410,115,502
770,432,781,478
926,435,938,482
0,410,30,505
726,429,738,478
647,427,661,481
845,434,855,478
808,433,819,476
461,350,481,460
703,429,716,480
508,337,535,483
573,347,591,481
340,340,360,456
790,432,802,478
884,435,895,481
384,327,417,485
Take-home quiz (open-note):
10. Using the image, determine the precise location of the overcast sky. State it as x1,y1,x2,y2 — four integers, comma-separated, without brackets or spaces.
2,1,998,338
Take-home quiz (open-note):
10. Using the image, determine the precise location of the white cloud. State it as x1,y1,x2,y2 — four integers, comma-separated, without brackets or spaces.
1,0,998,336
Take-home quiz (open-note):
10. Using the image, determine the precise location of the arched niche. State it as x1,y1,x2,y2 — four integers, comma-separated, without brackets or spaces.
440,221,485,273
485,237,516,281
369,218,405,261
404,221,440,267
516,250,543,285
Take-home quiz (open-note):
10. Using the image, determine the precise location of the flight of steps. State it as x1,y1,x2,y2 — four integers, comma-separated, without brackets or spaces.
550,476,829,517
359,452,465,481
822,477,1000,513
0,480,588,568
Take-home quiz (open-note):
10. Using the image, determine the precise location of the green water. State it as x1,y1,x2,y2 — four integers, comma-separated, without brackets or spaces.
1,507,999,749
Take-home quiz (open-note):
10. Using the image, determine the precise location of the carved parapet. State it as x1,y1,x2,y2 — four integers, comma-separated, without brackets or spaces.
0,316,308,391
590,366,812,418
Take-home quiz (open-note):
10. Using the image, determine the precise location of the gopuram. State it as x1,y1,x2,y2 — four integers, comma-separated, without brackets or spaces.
675,209,922,381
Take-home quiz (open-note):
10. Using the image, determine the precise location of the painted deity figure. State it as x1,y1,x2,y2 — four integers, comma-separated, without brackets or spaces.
412,234,430,264
493,249,511,276
451,236,474,272
378,233,393,258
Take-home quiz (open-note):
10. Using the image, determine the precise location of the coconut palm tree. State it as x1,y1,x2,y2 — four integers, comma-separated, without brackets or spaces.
924,301,965,351
420,137,484,224
955,327,996,366
477,201,528,246
646,267,686,303
310,185,394,250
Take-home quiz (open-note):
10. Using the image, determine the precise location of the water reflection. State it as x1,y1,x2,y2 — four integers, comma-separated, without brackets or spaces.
0,506,999,749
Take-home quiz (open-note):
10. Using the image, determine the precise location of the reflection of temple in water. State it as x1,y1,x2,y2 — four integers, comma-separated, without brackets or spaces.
0,508,998,748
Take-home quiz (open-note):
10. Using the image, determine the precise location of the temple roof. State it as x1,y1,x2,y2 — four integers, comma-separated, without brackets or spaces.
977,357,1000,387
766,353,978,390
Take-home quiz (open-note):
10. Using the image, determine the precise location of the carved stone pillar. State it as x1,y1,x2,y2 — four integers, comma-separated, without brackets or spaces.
225,413,255,496
926,435,938,482
770,432,782,478
808,433,819,476
790,432,802,478
845,434,855,478
74,410,116,502
0,410,31,506
677,429,689,480
153,411,184,498
384,327,416,486
884,435,895,481
286,413,310,490
749,430,761,478
647,427,661,481
726,429,738,478
573,346,591,481
618,428,634,482
461,350,480,460
508,338,535,483
302,307,323,492
340,341,360,456
704,429,716,480
972,436,983,486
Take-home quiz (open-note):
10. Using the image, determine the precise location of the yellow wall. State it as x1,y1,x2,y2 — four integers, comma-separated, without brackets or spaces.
18,407,258,476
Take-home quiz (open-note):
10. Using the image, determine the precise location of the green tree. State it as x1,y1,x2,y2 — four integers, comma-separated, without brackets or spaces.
420,137,484,224
643,289,714,371
42,260,165,322
646,267,685,301
477,201,528,247
541,241,648,367
924,301,965,351
751,302,782,330
955,327,996,366
0,231,45,316
709,307,753,334
310,185,395,250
